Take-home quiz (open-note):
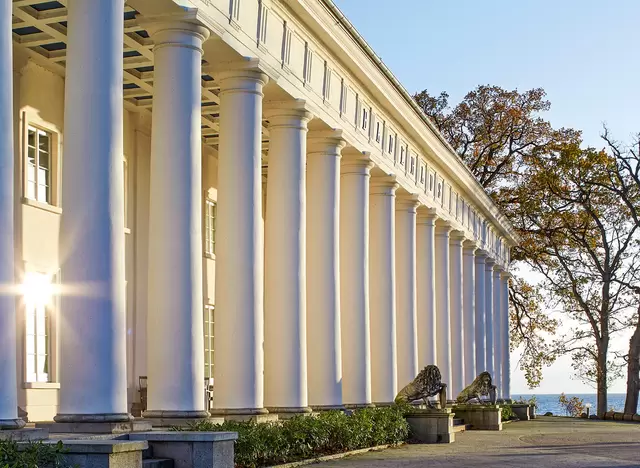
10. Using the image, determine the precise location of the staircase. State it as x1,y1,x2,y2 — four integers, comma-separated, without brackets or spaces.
142,445,174,468
452,418,472,433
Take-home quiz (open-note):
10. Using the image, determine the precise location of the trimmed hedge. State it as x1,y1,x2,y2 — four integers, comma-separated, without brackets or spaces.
0,439,69,468
177,406,409,468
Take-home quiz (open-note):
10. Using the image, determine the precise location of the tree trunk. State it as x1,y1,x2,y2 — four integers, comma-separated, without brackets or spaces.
596,348,608,417
624,320,640,415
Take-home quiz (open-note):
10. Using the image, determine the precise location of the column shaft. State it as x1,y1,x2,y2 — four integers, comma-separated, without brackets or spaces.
474,251,487,373
369,176,398,404
340,156,374,407
493,267,503,399
449,232,465,397
434,222,452,398
462,243,477,387
484,259,495,379
501,273,511,399
213,68,268,415
306,133,345,409
0,0,23,429
416,210,438,369
57,0,128,421
145,19,210,418
395,196,420,389
264,104,312,413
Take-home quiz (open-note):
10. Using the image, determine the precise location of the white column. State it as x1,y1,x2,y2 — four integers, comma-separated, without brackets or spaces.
0,0,23,430
56,0,129,422
340,155,374,407
416,209,438,369
474,250,487,373
395,195,420,389
369,175,398,404
306,132,345,409
493,266,503,399
501,272,511,400
434,221,452,398
449,231,465,397
462,242,477,388
264,103,312,414
143,18,210,420
484,258,495,379
213,66,269,416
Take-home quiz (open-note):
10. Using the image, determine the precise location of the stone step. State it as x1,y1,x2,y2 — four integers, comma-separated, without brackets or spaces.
452,423,472,433
143,459,174,468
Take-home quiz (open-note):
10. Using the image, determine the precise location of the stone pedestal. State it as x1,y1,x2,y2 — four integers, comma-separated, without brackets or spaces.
529,404,537,419
0,428,48,441
37,420,151,434
130,432,237,468
452,404,502,431
405,409,455,444
22,440,147,468
511,403,530,421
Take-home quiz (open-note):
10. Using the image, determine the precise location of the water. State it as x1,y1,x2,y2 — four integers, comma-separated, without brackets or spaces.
513,393,627,415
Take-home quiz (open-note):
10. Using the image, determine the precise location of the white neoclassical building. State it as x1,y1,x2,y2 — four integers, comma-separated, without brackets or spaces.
0,0,517,428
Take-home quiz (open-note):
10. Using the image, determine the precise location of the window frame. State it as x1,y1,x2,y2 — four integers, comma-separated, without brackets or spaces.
204,197,217,257
21,112,61,209
203,304,215,380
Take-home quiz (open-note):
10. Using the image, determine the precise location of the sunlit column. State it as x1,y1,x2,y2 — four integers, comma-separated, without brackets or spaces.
213,65,269,417
340,154,374,407
462,241,477,387
0,0,23,430
484,258,495,379
416,208,438,369
501,271,511,400
395,194,420,390
369,175,398,404
493,265,503,399
435,221,452,398
264,102,313,414
56,0,129,422
306,132,346,409
449,231,465,397
474,250,488,373
143,17,211,420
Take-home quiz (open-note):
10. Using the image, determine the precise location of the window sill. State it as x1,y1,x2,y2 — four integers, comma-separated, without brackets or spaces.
22,197,62,214
204,253,216,260
23,382,60,389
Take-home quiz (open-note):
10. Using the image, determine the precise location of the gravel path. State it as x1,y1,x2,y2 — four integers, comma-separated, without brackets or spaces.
315,417,640,468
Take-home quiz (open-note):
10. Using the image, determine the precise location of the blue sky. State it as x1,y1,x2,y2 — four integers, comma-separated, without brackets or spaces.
333,0,640,393
333,0,640,148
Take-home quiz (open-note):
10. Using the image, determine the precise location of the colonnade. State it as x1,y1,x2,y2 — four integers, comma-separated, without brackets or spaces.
0,2,512,428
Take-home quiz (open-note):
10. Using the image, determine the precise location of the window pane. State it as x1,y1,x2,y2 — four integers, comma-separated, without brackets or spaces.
28,146,36,167
39,149,50,171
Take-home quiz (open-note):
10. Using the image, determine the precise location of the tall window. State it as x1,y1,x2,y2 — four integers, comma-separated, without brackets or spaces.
375,121,381,143
24,272,52,383
204,305,215,380
26,126,52,204
205,198,216,256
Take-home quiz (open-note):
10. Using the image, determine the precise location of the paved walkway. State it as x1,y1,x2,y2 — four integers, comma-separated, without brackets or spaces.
316,417,640,468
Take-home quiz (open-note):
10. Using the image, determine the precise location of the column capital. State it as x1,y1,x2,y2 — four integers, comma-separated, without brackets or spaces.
264,100,313,129
501,270,513,280
435,219,453,236
215,59,269,95
308,130,347,155
416,206,438,225
449,229,466,247
370,175,398,196
485,256,496,268
138,15,211,52
396,193,420,212
341,152,374,175
463,239,478,255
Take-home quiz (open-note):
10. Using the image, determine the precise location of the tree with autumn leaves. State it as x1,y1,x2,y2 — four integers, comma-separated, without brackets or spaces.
414,85,640,416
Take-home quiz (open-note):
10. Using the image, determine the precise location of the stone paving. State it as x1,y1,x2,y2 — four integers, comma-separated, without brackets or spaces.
316,417,640,468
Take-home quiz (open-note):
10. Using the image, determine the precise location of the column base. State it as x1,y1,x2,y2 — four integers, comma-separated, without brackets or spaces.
0,428,48,441
266,406,313,419
0,418,26,430
39,416,151,434
343,403,376,409
310,404,345,412
141,410,211,428
209,407,277,423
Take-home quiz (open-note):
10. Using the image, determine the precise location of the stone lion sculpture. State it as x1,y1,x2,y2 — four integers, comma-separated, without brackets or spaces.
394,365,447,408
456,371,497,405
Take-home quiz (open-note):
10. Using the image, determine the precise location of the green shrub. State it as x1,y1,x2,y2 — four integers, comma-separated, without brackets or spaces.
177,406,409,468
501,405,516,421
0,439,70,468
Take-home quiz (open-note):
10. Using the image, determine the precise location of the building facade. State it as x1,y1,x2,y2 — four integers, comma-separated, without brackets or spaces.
0,0,517,428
